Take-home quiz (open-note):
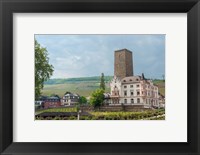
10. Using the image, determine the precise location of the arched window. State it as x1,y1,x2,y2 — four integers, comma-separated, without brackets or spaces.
124,99,127,104
131,99,134,103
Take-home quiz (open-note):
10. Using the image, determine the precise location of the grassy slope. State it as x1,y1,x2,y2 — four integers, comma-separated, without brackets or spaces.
42,76,112,97
153,80,165,96
41,77,165,98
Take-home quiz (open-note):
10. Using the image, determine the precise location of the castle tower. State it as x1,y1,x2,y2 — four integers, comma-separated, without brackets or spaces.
114,49,133,79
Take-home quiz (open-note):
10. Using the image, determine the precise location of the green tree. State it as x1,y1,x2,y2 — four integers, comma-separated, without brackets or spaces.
79,96,87,105
90,89,104,107
100,73,105,90
35,40,54,100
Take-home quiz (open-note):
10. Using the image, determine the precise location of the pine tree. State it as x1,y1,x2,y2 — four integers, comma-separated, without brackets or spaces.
100,73,105,90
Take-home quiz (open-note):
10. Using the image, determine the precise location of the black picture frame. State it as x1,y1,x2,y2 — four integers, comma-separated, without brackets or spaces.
0,0,200,154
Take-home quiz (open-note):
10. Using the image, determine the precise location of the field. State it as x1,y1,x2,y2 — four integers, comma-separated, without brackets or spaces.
41,76,112,97
41,76,165,97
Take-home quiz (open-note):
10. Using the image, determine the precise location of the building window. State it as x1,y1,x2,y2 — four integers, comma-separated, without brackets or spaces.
131,99,134,103
124,99,127,104
123,80,126,82
130,85,133,88
137,84,140,87
131,91,134,96
124,91,127,96
137,98,140,103
124,85,127,88
137,91,140,96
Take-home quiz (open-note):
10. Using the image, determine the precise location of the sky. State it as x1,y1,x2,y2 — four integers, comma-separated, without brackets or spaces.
35,34,165,79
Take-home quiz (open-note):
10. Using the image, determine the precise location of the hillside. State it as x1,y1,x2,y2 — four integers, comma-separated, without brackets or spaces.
41,76,165,98
42,76,113,97
44,76,113,85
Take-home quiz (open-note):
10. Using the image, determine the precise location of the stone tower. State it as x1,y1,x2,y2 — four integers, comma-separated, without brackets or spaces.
114,49,133,79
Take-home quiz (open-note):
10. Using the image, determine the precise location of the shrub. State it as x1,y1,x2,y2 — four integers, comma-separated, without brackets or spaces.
54,116,62,120
68,116,77,120
45,117,52,120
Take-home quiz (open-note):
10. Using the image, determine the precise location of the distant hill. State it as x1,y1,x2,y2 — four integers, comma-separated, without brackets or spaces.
44,76,113,85
42,76,165,98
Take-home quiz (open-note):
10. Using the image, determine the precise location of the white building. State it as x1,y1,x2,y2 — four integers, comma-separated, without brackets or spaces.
61,92,80,106
109,75,160,108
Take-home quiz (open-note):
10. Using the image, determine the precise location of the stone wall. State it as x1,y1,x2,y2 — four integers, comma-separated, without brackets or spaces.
114,49,133,79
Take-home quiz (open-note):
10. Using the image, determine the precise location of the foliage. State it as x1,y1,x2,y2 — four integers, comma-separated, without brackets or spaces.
76,104,80,112
100,73,105,90
89,89,105,107
35,109,165,120
79,96,87,105
35,40,54,100
35,107,77,114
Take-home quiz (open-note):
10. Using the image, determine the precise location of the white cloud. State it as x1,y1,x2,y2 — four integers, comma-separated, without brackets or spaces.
35,34,165,79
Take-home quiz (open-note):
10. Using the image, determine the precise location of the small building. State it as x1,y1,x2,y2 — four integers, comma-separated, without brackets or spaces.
159,93,165,108
61,92,80,106
35,96,48,109
103,93,112,105
43,96,61,109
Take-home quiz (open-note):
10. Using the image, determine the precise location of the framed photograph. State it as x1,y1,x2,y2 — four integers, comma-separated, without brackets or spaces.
0,0,200,154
